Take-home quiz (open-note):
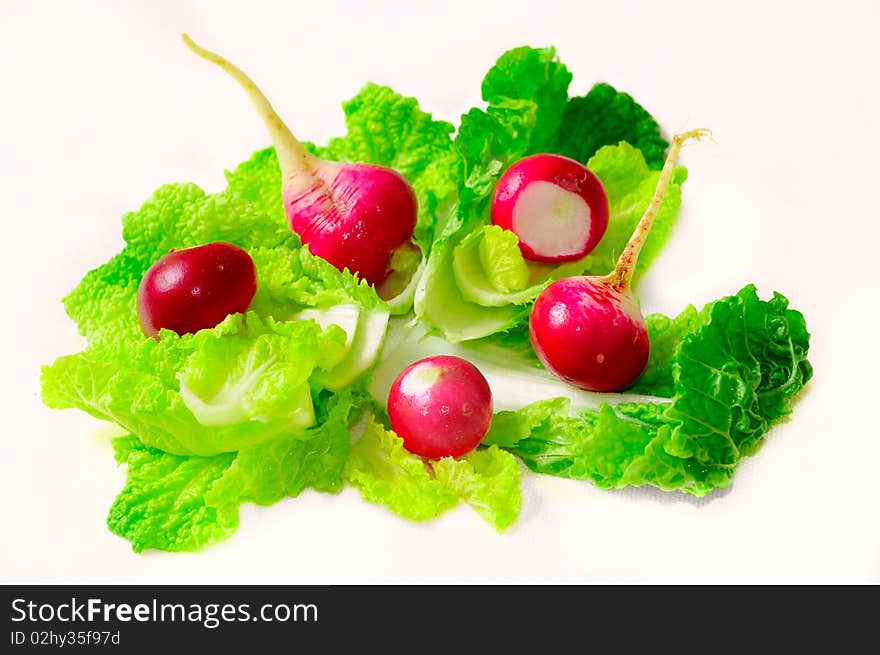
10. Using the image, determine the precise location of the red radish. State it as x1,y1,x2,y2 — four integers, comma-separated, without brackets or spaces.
491,153,609,262
182,35,417,288
137,241,257,338
529,130,708,392
388,355,493,459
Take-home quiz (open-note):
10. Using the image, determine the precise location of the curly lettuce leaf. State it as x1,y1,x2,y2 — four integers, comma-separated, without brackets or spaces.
45,151,389,453
175,316,344,429
42,313,348,456
660,287,812,470
109,388,367,552
432,446,522,530
344,418,522,529
344,418,458,520
206,388,362,508
248,246,386,318
556,82,669,170
484,286,812,496
108,435,238,553
629,303,710,397
486,400,664,485
480,46,573,153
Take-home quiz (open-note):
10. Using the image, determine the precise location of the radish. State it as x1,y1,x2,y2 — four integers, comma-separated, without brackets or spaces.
182,35,418,288
388,355,493,459
491,153,609,262
529,130,708,392
137,241,257,338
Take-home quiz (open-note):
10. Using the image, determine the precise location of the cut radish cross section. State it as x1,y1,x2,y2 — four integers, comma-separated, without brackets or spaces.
491,153,609,263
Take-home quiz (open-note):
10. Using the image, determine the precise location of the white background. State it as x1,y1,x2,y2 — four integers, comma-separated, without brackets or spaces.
2,0,878,583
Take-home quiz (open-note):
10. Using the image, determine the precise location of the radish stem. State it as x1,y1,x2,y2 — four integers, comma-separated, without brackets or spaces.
182,34,316,179
603,128,711,291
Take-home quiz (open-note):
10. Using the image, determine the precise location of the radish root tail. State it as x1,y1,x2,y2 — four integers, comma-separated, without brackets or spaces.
182,34,315,179
603,128,711,291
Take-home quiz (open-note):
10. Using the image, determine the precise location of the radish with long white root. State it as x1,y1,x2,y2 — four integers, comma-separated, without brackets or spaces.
529,129,709,392
491,153,609,262
388,355,493,459
182,35,418,288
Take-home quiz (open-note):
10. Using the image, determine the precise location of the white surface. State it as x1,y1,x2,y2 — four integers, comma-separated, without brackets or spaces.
1,0,878,583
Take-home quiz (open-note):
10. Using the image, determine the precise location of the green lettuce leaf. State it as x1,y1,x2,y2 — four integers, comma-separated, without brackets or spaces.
205,387,362,508
108,435,238,553
484,286,813,496
477,225,530,294
415,243,532,342
248,246,386,318
453,225,538,306
344,418,458,520
432,446,522,530
42,313,348,456
109,388,367,552
344,418,522,529
629,303,710,397
480,46,573,153
556,82,669,169
175,316,341,429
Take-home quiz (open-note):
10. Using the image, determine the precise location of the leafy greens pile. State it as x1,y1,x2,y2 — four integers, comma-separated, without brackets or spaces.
41,46,812,552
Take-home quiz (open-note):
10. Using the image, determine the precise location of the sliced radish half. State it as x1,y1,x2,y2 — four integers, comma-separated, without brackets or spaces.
490,153,609,263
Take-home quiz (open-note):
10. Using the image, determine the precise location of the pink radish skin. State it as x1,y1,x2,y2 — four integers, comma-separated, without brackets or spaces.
491,153,609,262
284,162,417,286
388,355,493,459
183,35,417,288
529,278,649,392
529,130,709,392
